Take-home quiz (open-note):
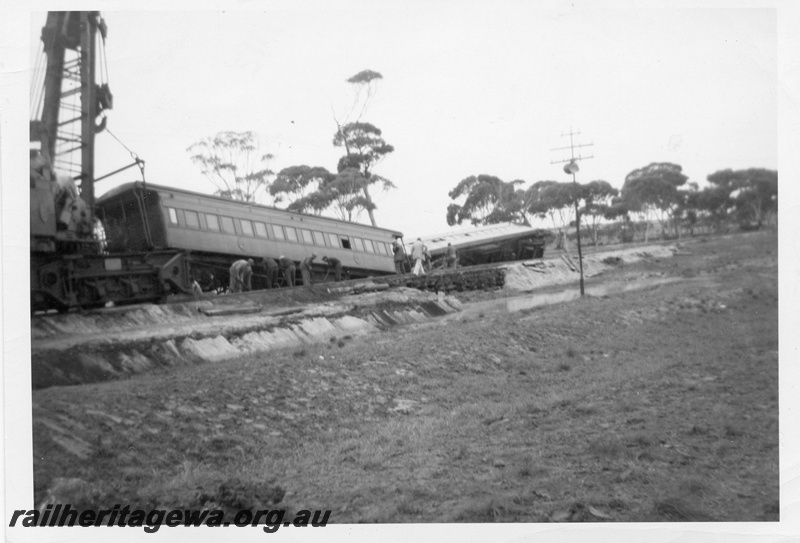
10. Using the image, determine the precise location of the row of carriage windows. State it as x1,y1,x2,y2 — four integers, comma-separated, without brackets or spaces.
166,207,393,256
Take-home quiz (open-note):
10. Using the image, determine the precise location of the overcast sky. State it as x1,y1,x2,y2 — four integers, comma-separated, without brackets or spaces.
30,3,777,239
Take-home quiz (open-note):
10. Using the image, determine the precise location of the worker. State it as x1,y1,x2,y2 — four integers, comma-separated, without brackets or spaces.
445,242,458,268
263,256,280,289
393,239,409,274
423,245,433,272
299,254,317,286
229,258,254,293
202,272,217,293
278,255,296,287
322,256,343,281
410,238,426,276
53,172,92,236
30,150,52,187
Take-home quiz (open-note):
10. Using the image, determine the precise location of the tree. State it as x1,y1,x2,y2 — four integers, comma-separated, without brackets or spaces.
271,68,394,226
526,181,581,250
343,69,383,123
580,180,618,245
674,182,699,236
706,168,777,226
320,69,396,226
187,131,275,203
603,196,635,242
332,121,395,226
620,162,688,241
270,165,333,212
277,166,384,222
318,168,374,222
446,175,528,226
693,184,732,232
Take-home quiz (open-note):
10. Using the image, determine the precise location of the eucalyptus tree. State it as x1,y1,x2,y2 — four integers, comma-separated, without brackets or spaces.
580,180,618,245
319,168,375,223
187,131,275,203
693,185,733,232
329,70,395,227
620,162,688,241
446,175,528,226
526,180,582,250
341,69,383,123
270,165,333,213
332,121,395,226
706,168,777,226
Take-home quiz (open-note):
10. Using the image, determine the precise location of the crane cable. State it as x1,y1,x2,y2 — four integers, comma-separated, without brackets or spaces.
93,15,153,250
98,19,108,86
30,47,47,122
104,126,154,248
30,15,57,122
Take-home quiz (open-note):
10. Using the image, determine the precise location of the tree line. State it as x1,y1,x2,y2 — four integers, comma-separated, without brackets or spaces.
446,163,777,248
184,72,776,241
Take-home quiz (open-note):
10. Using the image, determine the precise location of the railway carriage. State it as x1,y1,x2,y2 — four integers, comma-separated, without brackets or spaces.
96,182,402,290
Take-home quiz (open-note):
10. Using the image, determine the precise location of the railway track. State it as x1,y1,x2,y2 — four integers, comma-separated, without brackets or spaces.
32,260,512,322
32,236,691,323
373,264,506,292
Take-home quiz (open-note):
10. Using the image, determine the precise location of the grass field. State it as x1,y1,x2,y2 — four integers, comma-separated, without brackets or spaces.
31,230,779,523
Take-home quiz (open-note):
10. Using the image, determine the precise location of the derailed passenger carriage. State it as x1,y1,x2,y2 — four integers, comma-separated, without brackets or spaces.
420,222,549,268
97,182,402,292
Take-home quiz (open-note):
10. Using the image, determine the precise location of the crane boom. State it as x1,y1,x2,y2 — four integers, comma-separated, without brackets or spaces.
31,11,111,226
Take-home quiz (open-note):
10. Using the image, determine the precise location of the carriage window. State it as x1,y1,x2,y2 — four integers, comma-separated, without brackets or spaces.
167,207,178,225
220,216,235,234
272,225,285,240
240,219,254,237
376,241,389,255
328,234,340,248
364,239,376,253
313,231,326,246
285,227,298,243
352,237,364,252
300,228,314,244
206,214,220,231
254,222,268,237
184,210,200,229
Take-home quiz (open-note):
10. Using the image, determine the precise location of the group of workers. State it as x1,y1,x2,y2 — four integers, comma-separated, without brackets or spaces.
226,254,343,294
393,238,458,276
224,237,459,294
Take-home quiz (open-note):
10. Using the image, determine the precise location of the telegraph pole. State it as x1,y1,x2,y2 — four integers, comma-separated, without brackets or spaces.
550,129,593,296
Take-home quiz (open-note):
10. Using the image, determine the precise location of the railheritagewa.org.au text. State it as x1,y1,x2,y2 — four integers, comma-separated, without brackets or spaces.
9,504,331,533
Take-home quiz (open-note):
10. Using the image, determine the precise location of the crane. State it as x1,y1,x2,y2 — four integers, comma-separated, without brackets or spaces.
30,11,112,251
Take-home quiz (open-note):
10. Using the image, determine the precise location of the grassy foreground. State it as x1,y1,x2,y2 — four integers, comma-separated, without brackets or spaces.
32,231,779,522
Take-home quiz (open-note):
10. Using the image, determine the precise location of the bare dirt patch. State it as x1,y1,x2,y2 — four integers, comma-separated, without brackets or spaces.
31,231,778,522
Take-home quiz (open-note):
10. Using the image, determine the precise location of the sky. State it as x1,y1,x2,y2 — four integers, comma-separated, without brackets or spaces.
27,1,779,240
